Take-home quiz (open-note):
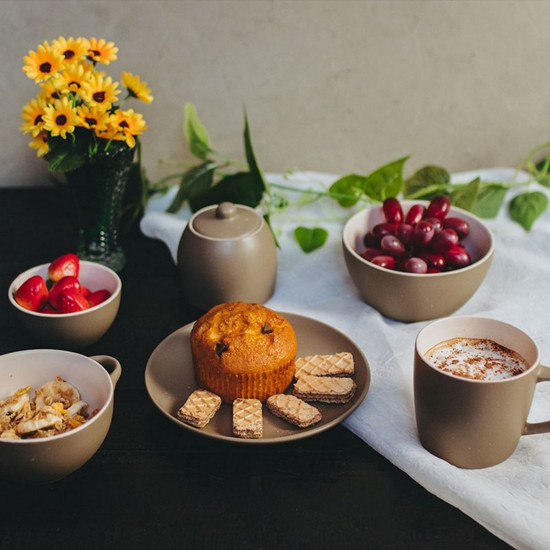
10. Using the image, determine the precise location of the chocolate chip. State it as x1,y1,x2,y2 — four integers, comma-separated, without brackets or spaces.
215,342,228,356
261,322,273,334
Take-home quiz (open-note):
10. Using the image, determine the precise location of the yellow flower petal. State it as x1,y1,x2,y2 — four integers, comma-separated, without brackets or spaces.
121,72,154,104
87,38,118,65
22,41,64,83
43,96,80,139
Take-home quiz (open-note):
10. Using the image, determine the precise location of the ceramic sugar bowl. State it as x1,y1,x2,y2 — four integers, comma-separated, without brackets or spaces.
177,202,278,310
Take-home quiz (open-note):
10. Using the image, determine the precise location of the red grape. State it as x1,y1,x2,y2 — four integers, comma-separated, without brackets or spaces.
445,245,471,268
396,223,414,247
361,247,382,261
405,204,425,225
443,217,470,239
404,257,428,273
427,195,451,220
380,235,406,257
382,197,404,224
414,220,435,247
371,255,396,269
431,228,459,253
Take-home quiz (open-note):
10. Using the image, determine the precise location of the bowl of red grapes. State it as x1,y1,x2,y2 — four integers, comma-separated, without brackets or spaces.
342,195,494,322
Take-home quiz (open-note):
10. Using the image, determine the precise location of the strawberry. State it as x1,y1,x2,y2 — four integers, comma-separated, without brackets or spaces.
48,276,82,309
56,289,90,313
14,275,49,312
47,253,80,282
87,289,111,308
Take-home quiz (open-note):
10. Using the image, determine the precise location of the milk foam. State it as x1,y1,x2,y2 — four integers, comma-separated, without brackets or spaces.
424,337,529,381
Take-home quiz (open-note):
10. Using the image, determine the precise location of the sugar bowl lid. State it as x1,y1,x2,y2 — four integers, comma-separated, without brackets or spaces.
190,202,262,239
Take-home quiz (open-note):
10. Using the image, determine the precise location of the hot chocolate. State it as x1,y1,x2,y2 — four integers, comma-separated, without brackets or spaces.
424,337,529,381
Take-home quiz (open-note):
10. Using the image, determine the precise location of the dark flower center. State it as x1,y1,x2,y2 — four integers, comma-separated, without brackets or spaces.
85,117,97,126
52,92,60,99
34,115,43,125
63,50,75,59
39,62,52,74
92,91,105,103
55,114,67,126
69,80,80,88
90,49,100,58
119,121,129,129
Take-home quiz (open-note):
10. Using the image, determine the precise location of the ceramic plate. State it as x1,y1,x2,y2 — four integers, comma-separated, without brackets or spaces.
144,312,370,444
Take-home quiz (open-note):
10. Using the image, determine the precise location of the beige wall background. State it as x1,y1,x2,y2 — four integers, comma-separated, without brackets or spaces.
2,0,550,188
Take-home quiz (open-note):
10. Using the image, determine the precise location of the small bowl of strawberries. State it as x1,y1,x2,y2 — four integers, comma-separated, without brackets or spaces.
8,254,122,349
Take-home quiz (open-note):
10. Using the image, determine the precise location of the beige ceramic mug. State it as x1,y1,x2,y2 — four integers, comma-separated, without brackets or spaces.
414,316,550,468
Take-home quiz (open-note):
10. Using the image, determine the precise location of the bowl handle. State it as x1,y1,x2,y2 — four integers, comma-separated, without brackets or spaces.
90,355,122,388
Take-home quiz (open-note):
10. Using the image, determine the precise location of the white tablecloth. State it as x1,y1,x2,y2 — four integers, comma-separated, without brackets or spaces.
141,168,550,550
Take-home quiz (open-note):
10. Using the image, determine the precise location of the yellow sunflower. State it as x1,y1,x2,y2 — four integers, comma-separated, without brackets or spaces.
52,36,90,64
21,97,48,137
39,79,63,103
80,72,120,110
107,108,147,148
121,72,154,104
22,41,64,83
29,130,49,157
87,38,118,65
77,104,109,133
53,63,93,96
43,96,80,139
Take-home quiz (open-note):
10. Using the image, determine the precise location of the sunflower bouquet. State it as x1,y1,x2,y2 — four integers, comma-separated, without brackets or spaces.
21,36,153,173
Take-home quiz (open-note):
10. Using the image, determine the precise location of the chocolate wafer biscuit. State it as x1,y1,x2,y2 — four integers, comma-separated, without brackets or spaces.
292,375,356,404
295,352,354,378
266,394,322,428
177,389,221,428
232,398,263,439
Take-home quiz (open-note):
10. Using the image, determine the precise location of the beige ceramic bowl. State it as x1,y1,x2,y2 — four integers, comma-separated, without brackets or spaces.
0,349,121,483
8,260,121,349
342,201,494,322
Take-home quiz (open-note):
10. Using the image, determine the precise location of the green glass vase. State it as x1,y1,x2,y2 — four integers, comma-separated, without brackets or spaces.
65,143,134,272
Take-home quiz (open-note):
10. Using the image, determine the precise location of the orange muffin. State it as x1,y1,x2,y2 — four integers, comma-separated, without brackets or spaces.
190,302,297,403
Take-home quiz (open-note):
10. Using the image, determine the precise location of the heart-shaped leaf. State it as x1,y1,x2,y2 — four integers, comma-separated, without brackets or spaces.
509,191,548,230
294,226,328,253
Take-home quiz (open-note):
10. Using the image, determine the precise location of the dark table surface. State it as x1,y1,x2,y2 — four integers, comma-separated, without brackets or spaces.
0,187,512,549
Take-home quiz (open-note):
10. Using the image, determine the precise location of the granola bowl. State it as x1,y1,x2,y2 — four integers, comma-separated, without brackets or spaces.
0,349,121,484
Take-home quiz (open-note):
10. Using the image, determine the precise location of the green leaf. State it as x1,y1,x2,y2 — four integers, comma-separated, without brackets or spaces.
188,171,264,212
451,177,479,211
243,110,267,195
470,182,508,218
509,191,548,230
403,165,450,198
329,174,366,207
166,161,217,213
45,147,86,173
362,156,409,201
294,226,328,253
184,103,211,160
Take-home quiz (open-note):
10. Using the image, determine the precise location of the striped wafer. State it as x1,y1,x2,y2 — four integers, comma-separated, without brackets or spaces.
266,394,322,428
177,389,221,428
292,375,356,404
232,398,263,439
294,352,354,378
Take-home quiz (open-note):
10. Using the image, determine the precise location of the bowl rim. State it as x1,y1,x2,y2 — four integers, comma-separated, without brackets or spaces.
8,260,122,318
342,200,495,278
0,349,115,445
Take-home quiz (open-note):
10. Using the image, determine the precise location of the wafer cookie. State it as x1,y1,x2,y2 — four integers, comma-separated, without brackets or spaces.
266,394,322,428
294,352,354,378
292,375,356,404
177,389,221,428
232,398,263,439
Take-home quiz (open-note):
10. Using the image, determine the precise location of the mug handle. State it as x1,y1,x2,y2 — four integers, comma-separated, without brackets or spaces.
523,364,550,435
90,355,122,388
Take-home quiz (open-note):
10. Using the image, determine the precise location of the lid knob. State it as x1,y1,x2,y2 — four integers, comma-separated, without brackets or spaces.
216,202,237,220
